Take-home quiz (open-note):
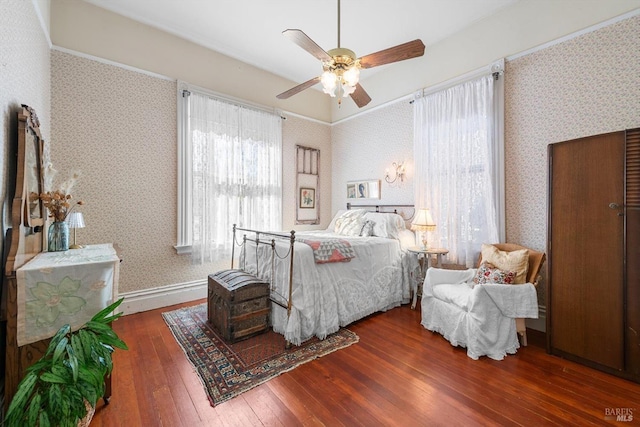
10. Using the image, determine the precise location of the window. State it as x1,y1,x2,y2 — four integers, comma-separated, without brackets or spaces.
413,61,505,267
176,84,282,263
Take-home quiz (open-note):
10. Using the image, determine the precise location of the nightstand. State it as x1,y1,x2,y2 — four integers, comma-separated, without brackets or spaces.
408,247,449,309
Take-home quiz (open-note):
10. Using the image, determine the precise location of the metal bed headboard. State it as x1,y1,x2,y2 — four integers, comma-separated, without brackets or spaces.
346,203,416,220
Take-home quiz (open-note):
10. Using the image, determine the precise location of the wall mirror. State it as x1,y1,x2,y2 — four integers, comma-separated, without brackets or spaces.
18,105,45,229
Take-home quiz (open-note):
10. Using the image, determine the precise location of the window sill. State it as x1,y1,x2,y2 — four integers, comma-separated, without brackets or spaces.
174,245,191,255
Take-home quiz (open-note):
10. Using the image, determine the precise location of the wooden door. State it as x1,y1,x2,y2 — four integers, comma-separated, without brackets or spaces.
548,132,625,371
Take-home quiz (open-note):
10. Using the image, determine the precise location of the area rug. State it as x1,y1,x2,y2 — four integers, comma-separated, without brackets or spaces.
162,303,359,406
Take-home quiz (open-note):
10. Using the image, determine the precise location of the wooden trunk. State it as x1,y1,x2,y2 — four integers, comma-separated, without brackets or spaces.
207,269,270,343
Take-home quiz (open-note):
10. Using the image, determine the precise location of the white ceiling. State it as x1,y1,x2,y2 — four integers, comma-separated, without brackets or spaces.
83,0,520,88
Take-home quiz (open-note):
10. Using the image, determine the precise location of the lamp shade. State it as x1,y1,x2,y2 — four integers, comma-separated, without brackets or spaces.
66,212,85,229
411,208,436,231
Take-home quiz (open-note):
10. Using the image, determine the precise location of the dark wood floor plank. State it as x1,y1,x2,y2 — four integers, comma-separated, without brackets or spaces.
90,301,640,426
150,333,202,426
238,386,297,427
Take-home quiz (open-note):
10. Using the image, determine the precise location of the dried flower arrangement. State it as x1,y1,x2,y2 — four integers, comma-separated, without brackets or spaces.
40,170,84,222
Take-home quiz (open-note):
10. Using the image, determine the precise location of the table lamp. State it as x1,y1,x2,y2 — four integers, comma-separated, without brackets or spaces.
411,208,436,249
66,212,85,249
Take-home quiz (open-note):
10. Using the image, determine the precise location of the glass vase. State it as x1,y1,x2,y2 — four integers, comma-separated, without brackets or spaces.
48,221,69,252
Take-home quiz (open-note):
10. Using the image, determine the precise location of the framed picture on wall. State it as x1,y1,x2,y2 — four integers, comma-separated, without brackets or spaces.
357,182,368,198
299,188,315,209
347,180,381,200
296,145,320,224
347,183,357,199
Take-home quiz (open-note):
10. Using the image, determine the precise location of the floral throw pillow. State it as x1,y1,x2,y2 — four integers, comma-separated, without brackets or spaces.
473,261,517,285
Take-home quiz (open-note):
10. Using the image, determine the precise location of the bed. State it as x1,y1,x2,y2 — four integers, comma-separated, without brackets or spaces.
233,204,418,345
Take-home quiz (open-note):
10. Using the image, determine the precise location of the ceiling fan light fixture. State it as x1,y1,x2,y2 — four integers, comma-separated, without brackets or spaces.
277,1,425,108
342,65,360,87
321,70,338,97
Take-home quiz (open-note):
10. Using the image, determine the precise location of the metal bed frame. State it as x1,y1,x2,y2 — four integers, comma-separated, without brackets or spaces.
229,203,415,346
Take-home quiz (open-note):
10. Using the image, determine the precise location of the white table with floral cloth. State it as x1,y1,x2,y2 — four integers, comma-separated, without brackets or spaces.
16,243,120,347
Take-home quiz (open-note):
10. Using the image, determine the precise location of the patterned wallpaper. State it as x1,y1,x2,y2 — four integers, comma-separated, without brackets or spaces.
13,7,639,307
331,100,414,214
51,50,219,294
331,15,639,310
1,0,51,235
505,14,640,305
51,50,331,294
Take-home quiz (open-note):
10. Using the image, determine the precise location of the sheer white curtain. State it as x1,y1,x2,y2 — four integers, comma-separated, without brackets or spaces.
189,92,282,263
414,74,500,267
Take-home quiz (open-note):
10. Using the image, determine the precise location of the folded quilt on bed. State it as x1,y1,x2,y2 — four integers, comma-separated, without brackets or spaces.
297,238,356,264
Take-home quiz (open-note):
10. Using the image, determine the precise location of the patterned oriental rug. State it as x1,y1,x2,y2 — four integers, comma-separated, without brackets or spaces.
162,303,359,406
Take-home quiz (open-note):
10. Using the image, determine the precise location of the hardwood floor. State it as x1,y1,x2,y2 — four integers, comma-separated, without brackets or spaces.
90,300,640,426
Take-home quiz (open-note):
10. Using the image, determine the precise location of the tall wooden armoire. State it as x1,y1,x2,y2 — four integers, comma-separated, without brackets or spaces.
547,128,640,383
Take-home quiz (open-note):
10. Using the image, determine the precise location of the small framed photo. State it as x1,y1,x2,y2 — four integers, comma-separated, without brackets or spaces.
347,183,357,199
299,187,315,209
356,182,369,198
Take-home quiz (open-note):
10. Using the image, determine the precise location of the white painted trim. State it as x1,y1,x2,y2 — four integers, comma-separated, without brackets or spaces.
338,10,640,124
526,305,546,332
51,45,176,81
282,110,331,126
507,8,640,61
32,0,52,48
118,279,207,315
331,94,413,126
494,59,506,243
175,82,192,252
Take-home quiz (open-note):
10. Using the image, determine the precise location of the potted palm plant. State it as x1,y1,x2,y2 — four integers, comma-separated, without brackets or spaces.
4,298,128,427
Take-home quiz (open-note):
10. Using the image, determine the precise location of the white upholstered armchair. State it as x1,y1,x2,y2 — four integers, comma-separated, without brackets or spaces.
420,243,546,360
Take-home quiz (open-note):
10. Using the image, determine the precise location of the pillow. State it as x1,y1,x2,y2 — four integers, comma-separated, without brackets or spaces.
327,209,347,231
397,229,416,250
473,261,517,285
363,212,406,239
359,220,375,237
334,209,367,236
481,244,529,284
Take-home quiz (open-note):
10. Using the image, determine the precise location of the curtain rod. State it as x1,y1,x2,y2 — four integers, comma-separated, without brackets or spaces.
178,81,284,119
410,59,504,104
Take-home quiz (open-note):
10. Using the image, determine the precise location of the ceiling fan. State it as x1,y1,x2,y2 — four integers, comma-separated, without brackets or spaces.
276,0,425,108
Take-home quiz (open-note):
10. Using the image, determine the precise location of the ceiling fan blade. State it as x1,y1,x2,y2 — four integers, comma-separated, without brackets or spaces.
350,83,371,108
358,39,425,69
276,76,322,100
283,29,332,62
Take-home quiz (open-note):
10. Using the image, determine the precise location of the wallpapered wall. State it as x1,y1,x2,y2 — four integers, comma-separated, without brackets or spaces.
505,14,640,306
51,50,330,295
1,0,50,236
331,15,639,312
331,100,414,216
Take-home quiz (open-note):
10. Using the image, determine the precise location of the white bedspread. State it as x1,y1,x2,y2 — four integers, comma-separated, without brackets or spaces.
242,230,413,345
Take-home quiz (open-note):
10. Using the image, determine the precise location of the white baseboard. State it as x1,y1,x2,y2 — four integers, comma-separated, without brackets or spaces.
526,305,546,332
118,279,207,315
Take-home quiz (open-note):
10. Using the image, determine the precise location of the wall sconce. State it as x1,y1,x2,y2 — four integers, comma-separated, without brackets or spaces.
385,162,405,184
